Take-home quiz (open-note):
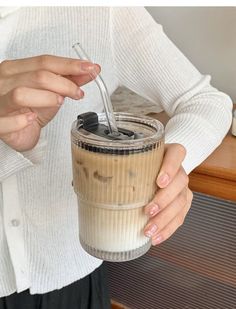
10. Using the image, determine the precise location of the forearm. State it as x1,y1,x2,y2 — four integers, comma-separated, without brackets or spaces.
165,84,232,173
111,7,233,174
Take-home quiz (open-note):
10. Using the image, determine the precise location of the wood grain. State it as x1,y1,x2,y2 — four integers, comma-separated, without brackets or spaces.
189,172,236,201
111,300,130,309
190,132,236,201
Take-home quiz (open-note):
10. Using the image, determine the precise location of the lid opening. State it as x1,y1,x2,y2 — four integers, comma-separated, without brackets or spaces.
77,112,136,140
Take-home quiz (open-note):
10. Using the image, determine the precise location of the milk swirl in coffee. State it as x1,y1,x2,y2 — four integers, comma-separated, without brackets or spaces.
71,112,164,261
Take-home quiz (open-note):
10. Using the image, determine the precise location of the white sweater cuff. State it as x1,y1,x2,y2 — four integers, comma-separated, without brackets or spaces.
21,138,47,165
0,137,47,182
0,141,33,182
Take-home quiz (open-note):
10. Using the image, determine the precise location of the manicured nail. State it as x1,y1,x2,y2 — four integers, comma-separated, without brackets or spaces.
145,202,159,217
27,113,36,123
152,235,163,246
81,62,95,72
57,96,64,105
158,172,170,187
145,224,158,238
76,89,84,99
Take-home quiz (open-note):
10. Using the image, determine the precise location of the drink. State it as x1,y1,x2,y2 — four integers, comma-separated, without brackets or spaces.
71,112,164,261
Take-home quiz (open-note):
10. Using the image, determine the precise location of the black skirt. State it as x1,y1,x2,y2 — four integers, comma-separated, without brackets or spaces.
0,264,111,309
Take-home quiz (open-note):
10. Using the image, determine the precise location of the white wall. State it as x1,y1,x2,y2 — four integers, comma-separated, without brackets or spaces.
146,7,236,102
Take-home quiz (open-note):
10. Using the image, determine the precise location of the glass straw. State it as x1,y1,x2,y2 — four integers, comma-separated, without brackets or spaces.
72,43,119,135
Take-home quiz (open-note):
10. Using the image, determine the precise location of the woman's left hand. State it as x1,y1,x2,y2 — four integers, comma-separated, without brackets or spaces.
144,143,193,245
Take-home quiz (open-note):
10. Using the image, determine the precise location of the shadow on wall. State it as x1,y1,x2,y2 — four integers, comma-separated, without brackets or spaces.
146,7,236,102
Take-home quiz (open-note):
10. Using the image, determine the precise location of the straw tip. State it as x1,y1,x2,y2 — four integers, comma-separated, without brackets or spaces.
72,42,80,49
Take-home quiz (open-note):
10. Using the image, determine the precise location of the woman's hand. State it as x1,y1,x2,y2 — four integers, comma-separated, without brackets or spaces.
0,55,100,152
144,143,193,245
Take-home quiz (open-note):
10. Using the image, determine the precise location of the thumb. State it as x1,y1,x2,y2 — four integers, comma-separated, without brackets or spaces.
157,143,186,188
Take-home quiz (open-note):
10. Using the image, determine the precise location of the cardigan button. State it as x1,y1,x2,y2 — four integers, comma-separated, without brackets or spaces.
11,219,20,227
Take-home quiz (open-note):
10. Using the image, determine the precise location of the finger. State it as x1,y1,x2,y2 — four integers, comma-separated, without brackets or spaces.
151,189,193,246
3,71,84,99
66,64,101,86
0,56,99,76
145,167,189,217
0,112,37,135
0,87,64,115
156,143,186,188
144,188,188,238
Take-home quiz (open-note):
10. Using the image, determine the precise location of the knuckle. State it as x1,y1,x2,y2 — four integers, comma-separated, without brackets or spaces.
61,79,77,96
156,195,167,210
0,60,12,76
63,80,75,93
178,215,185,227
0,79,4,96
179,192,187,207
37,54,52,67
175,143,186,158
188,189,193,203
185,175,189,186
64,58,76,68
11,87,27,105
159,190,173,209
33,70,50,85
14,115,26,129
161,230,170,242
180,170,189,186
186,175,189,186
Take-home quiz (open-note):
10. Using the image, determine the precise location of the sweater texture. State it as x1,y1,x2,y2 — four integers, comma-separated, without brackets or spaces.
0,7,232,296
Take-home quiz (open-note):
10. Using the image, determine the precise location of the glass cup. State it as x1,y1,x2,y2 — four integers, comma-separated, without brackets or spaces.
71,112,164,261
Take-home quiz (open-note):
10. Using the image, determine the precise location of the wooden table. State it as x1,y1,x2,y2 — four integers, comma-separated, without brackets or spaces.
147,106,236,202
189,133,236,201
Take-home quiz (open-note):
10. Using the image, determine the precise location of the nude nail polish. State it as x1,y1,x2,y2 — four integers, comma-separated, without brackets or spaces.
145,224,158,238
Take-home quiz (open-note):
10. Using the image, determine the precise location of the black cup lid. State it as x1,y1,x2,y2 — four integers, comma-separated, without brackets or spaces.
77,112,135,141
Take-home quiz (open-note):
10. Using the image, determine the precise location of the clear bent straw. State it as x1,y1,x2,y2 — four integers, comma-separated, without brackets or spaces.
72,43,119,135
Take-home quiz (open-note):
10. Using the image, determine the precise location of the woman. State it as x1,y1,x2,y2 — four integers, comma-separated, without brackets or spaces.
0,7,232,309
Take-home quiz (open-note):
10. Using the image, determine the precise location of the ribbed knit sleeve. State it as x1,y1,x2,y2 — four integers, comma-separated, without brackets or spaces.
0,141,33,182
0,136,46,182
110,7,233,174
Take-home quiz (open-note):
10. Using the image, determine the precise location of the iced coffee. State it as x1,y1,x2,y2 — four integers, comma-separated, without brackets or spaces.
71,112,164,261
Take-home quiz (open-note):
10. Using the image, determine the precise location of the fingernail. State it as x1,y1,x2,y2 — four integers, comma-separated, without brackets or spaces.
57,96,64,105
95,64,101,73
152,235,163,246
76,89,84,99
145,224,158,238
27,113,36,123
81,62,95,72
158,172,170,187
145,202,159,217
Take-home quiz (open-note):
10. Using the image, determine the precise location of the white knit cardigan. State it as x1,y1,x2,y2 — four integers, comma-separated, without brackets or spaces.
0,7,232,296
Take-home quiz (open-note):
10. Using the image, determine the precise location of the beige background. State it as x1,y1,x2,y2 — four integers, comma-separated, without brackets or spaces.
146,7,236,102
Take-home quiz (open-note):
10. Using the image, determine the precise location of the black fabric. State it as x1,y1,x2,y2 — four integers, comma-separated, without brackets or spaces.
0,264,111,309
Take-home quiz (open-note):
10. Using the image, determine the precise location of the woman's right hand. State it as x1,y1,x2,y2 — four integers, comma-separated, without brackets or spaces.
0,55,100,152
